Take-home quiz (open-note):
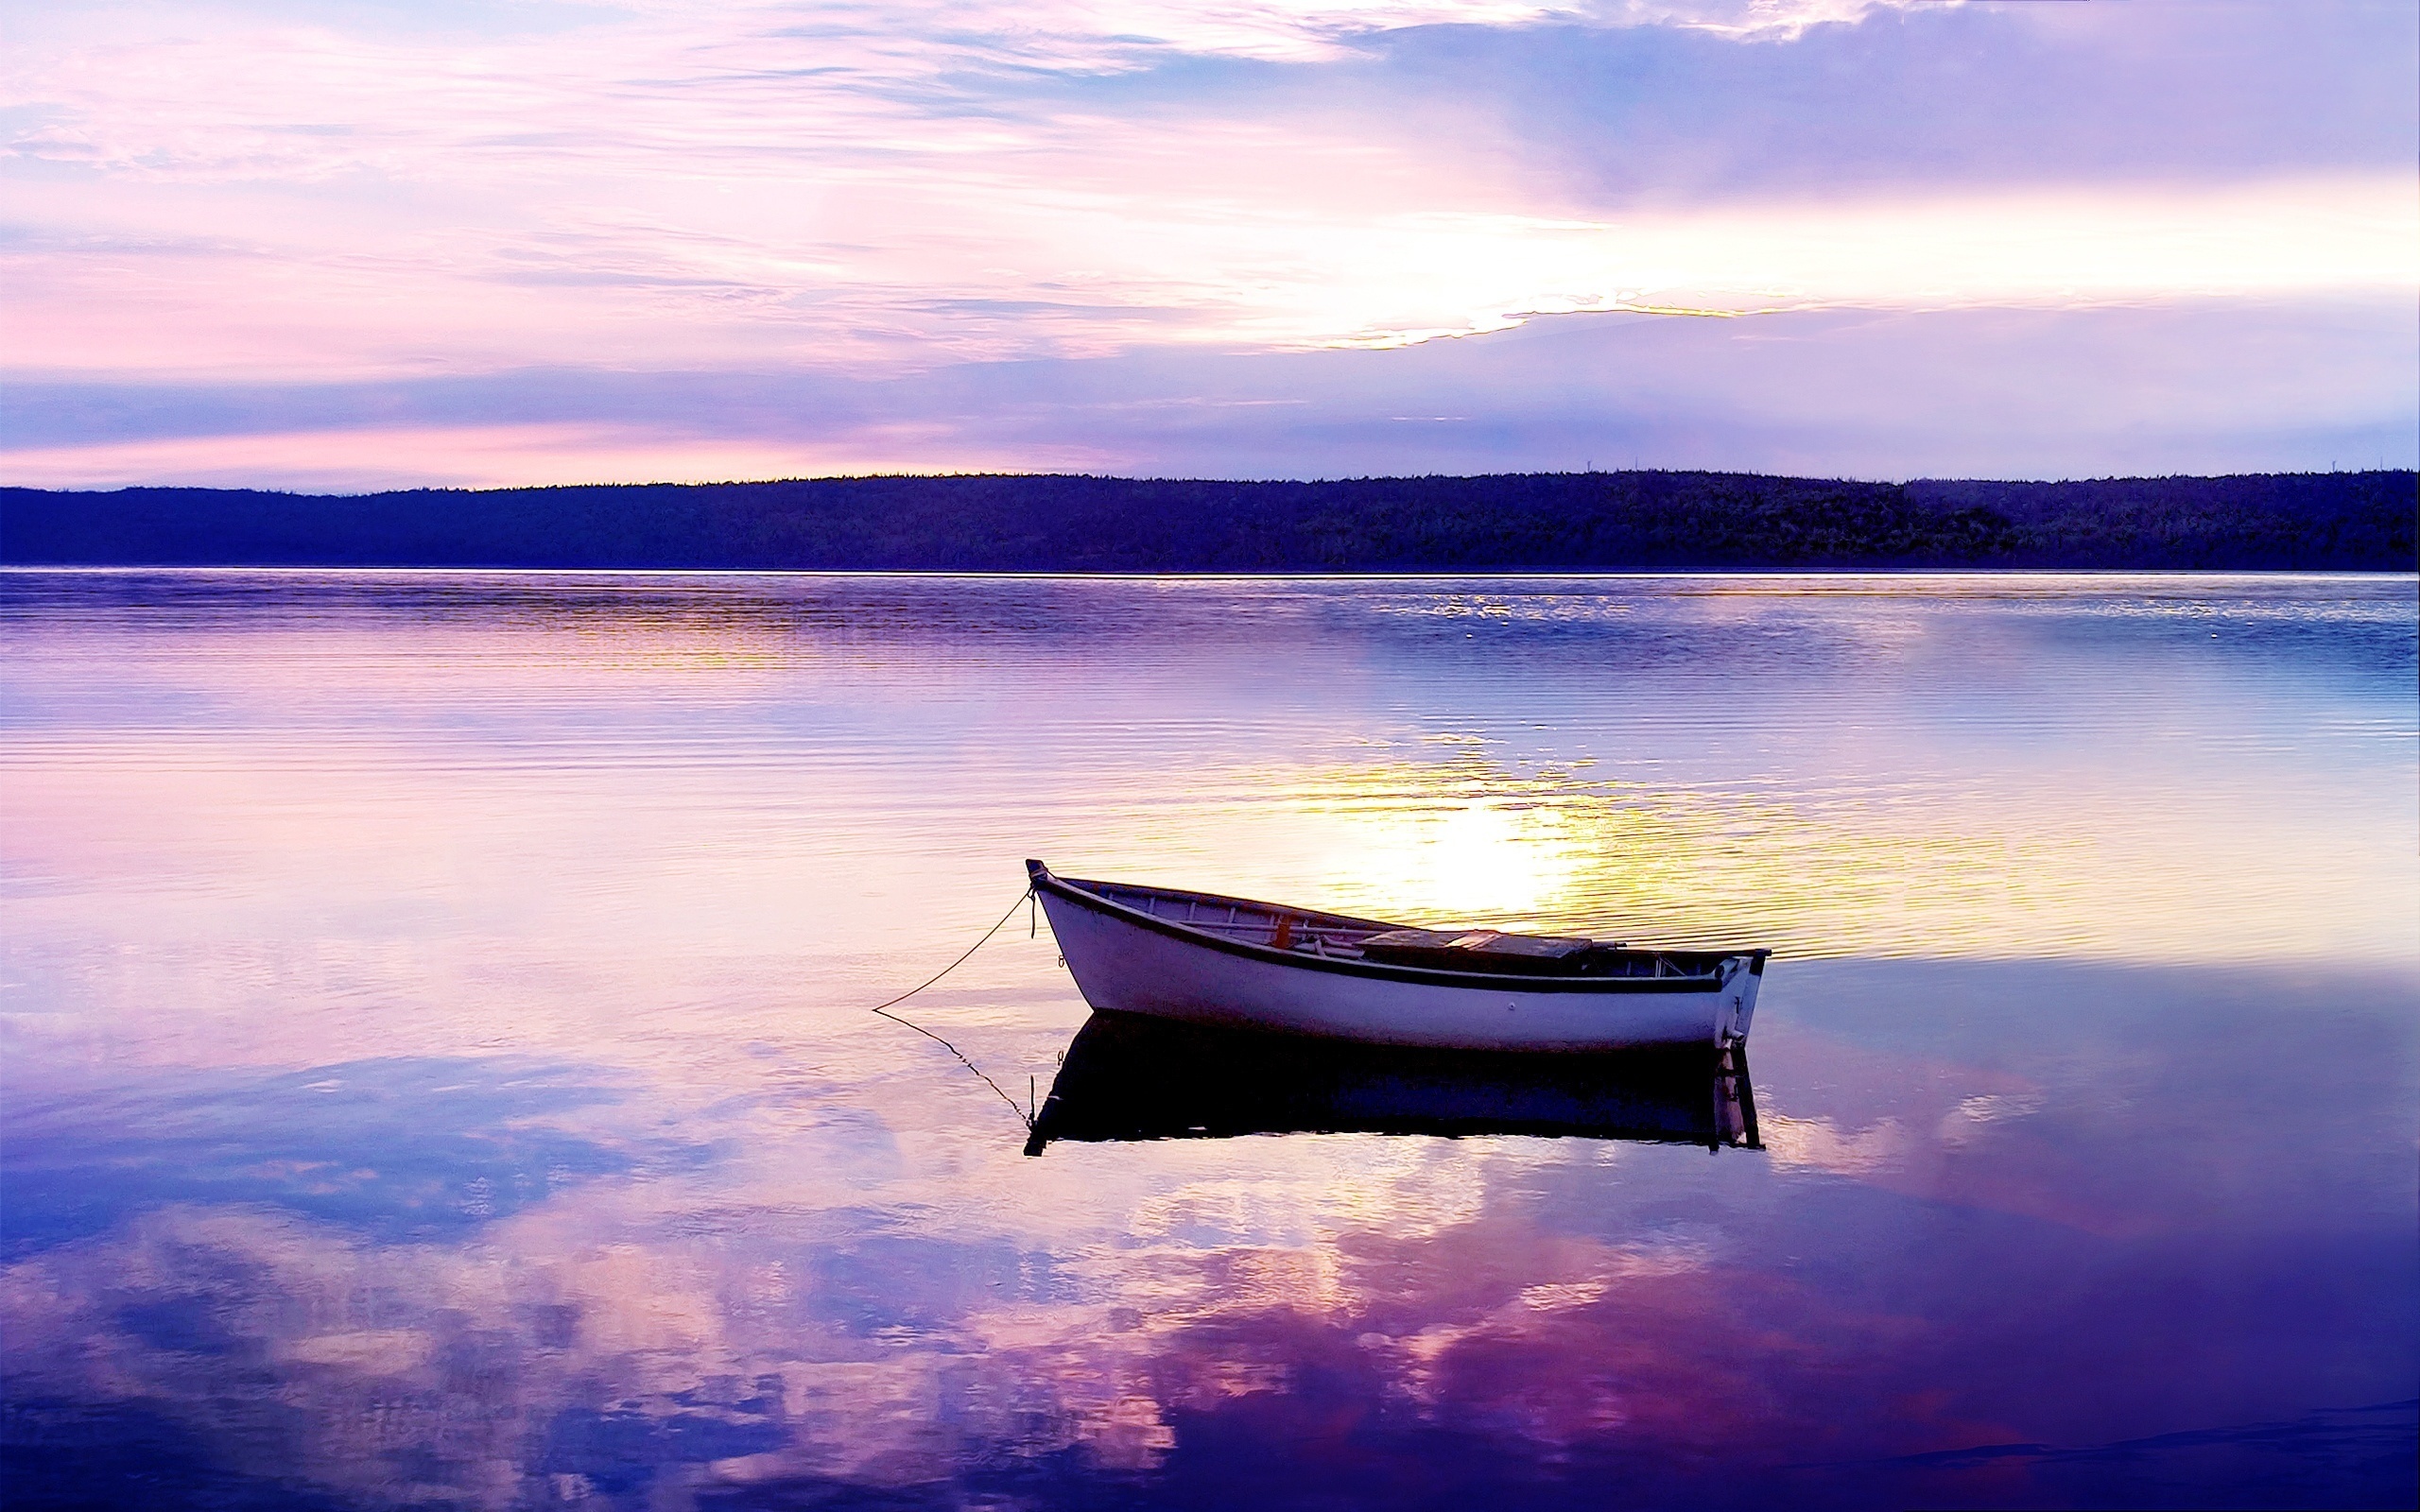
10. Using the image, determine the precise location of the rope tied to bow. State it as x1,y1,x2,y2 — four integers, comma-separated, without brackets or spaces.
869,884,1040,1129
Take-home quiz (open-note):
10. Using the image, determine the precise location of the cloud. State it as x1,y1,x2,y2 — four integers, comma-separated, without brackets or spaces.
8,162,2410,380
1375,3,2417,198
1,0,2411,478
7,297,2412,487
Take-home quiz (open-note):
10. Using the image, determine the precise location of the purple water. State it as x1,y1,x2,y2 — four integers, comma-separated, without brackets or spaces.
3,570,2413,1510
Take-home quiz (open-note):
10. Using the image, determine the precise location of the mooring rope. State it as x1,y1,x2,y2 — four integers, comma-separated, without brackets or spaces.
869,885,1038,1129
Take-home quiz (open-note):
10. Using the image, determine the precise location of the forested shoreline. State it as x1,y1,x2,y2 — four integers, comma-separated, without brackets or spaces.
4,470,2412,571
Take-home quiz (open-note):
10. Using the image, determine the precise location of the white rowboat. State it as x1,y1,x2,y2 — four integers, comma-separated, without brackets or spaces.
1028,860,1770,1052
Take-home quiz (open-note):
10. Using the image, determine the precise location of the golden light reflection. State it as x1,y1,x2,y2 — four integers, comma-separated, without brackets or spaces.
1160,747,2416,965
1295,795,1588,921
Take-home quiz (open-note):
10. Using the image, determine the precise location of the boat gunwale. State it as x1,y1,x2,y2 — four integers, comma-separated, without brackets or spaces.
1028,860,1750,997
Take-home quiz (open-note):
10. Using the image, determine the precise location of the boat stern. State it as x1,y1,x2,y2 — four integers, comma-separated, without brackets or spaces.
1720,950,1772,1042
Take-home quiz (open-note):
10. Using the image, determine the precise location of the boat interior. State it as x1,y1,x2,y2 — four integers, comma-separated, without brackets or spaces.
1067,875,1737,980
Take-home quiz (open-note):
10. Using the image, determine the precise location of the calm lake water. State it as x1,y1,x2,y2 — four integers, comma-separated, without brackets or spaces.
3,570,2415,1511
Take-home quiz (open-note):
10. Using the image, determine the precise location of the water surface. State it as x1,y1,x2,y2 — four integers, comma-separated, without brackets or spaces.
4,571,2414,1509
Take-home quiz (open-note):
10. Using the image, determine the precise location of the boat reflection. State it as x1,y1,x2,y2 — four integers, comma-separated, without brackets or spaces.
1024,1010,1761,1156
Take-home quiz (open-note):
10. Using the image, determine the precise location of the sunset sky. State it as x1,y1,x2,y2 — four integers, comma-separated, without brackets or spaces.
4,0,2414,490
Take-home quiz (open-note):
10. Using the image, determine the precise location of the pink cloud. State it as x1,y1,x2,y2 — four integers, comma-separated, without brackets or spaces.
0,421,1115,490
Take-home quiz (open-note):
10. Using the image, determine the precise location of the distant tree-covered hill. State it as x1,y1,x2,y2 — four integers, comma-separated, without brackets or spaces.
3,471,2412,571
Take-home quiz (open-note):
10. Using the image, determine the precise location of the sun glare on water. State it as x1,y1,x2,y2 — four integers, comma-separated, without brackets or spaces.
1300,796,1590,925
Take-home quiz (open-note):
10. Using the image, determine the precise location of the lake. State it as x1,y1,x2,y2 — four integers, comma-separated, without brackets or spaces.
2,570,2414,1510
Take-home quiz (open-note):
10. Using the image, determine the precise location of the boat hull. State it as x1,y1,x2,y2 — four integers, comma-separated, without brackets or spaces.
1033,869,1763,1052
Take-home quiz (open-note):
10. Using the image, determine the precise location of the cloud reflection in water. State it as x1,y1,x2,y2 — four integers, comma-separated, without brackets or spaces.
3,962,2410,1507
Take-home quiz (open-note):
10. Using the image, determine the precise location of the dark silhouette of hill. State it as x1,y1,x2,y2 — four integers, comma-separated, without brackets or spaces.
3,471,2412,571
